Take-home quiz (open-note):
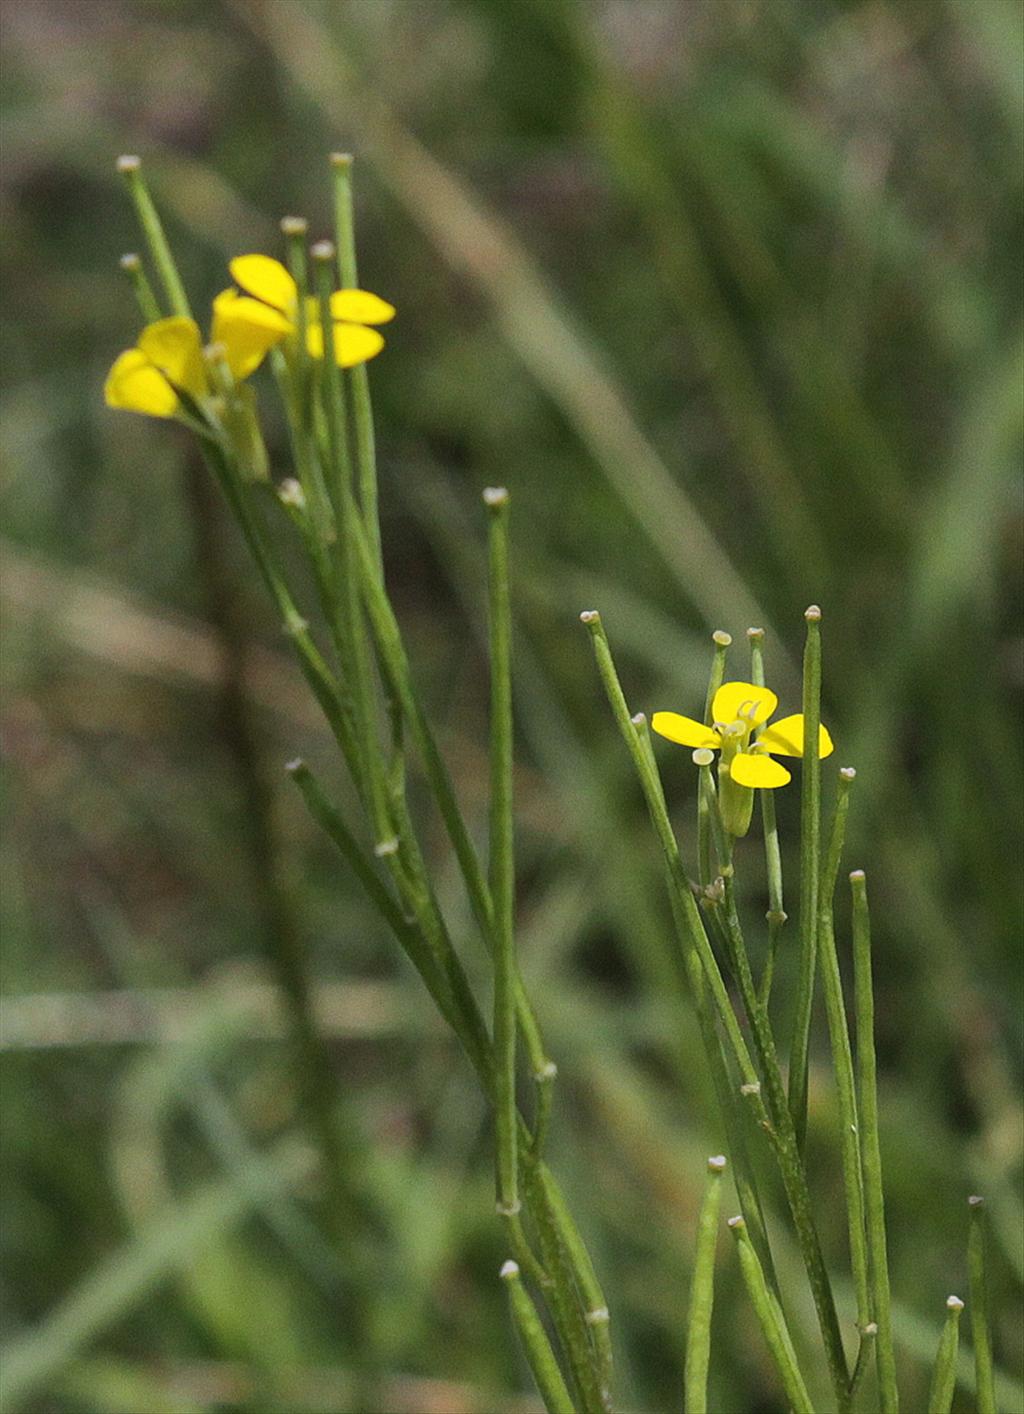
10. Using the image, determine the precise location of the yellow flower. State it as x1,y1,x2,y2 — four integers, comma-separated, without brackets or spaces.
653,680,834,789
103,299,291,419
653,680,833,838
217,254,395,369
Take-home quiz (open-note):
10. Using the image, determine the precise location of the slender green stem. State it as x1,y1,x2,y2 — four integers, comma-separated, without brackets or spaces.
817,769,870,1331
968,1196,996,1414
118,253,161,323
330,151,383,569
500,1261,575,1414
927,1297,963,1414
728,1217,815,1414
116,155,191,318
849,1324,878,1402
486,488,519,1224
851,870,899,1413
789,605,823,1149
697,630,731,893
748,629,785,1006
684,1155,725,1414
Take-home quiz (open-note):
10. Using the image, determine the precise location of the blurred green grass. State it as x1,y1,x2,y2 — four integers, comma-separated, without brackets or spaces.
1,1,1021,1410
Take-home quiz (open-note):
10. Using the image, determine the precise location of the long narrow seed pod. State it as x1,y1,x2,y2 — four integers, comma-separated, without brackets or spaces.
116,155,191,318
118,252,161,322
500,1261,575,1414
927,1296,964,1414
851,870,899,1412
748,628,785,1006
817,770,870,1329
789,605,823,1150
968,1196,996,1414
486,488,519,1229
697,631,731,889
728,1217,815,1414
684,1156,725,1414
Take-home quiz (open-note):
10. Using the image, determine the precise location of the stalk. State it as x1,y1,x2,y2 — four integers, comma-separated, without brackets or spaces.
968,1196,996,1414
500,1261,575,1414
927,1297,963,1414
789,604,823,1149
851,870,899,1412
748,628,785,1006
118,253,161,323
728,1217,815,1414
684,1156,725,1414
116,155,191,318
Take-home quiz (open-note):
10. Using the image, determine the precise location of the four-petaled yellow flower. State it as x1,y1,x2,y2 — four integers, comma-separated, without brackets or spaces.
653,681,833,838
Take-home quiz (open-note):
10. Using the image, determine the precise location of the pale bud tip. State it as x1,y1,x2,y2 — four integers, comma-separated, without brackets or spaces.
374,837,400,858
284,758,304,774
968,1194,985,1209
630,711,646,726
499,1259,519,1281
712,629,732,646
727,1215,745,1230
116,154,141,173
119,253,141,271
805,604,822,622
329,151,354,168
693,747,715,767
839,766,857,781
310,239,336,261
579,609,599,624
746,627,765,642
849,868,866,882
534,1060,558,1081
863,1322,878,1336
278,478,306,508
946,1295,964,1311
482,485,508,507
707,1154,727,1173
280,215,308,236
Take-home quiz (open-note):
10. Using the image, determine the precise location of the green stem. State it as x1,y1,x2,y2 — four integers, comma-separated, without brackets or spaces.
789,604,823,1149
728,1217,815,1414
684,1155,725,1414
118,253,161,323
500,1261,575,1414
968,1196,996,1414
927,1297,963,1414
817,769,871,1331
748,629,785,1007
851,870,899,1413
116,155,191,318
486,488,519,1222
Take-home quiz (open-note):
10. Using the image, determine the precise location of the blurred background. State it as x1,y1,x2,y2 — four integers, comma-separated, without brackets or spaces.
1,0,1021,1410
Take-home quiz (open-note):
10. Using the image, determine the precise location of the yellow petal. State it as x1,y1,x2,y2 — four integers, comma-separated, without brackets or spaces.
306,321,385,367
757,714,834,760
651,712,721,750
137,317,206,398
103,348,179,418
329,289,396,325
212,289,293,380
712,681,778,729
729,752,791,788
229,254,296,313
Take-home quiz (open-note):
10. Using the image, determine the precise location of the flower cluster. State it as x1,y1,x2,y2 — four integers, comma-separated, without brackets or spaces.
104,254,394,419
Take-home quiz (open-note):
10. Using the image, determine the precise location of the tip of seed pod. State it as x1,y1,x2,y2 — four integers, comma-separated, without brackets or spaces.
116,154,141,173
849,868,866,881
310,239,336,261
968,1194,985,1209
840,767,856,781
746,627,765,642
805,604,822,622
499,1259,519,1281
740,1081,761,1096
712,629,732,647
329,151,354,168
280,215,308,236
482,486,508,507
863,1322,878,1336
946,1295,964,1311
284,758,304,774
693,748,715,767
727,1215,745,1230
579,609,599,624
707,1155,727,1172
278,478,306,508
119,252,141,271
631,712,647,727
